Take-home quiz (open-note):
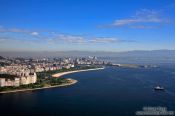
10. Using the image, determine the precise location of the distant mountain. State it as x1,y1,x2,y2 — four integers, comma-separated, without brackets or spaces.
117,50,175,58
0,50,175,58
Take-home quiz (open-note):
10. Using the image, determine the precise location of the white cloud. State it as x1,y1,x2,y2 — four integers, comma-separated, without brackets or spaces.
130,25,159,29
50,34,133,44
30,32,39,36
8,28,29,33
114,9,164,26
0,37,15,42
0,26,40,36
102,9,168,28
90,38,118,43
0,26,135,45
57,34,87,44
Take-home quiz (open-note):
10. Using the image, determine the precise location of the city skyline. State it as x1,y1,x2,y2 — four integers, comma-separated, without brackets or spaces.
0,0,175,52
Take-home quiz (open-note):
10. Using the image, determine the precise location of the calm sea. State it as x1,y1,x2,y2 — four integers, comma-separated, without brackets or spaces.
0,65,175,116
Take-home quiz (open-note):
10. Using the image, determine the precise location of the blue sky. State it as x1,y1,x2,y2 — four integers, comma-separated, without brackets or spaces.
0,0,175,52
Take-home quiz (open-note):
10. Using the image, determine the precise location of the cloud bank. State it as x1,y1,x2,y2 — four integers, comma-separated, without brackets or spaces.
101,9,169,29
0,26,134,45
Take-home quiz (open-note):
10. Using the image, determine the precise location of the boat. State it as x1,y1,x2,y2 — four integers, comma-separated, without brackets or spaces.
154,86,164,91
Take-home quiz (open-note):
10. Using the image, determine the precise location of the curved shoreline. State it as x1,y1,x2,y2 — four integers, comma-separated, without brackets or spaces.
52,67,105,78
0,78,77,94
0,67,104,94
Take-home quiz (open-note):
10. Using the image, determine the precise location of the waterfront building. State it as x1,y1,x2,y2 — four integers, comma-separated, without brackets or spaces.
0,72,37,87
0,78,5,87
20,72,37,85
14,78,20,86
6,79,14,86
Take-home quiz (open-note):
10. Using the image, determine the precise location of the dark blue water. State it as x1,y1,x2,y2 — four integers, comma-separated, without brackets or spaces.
0,66,175,116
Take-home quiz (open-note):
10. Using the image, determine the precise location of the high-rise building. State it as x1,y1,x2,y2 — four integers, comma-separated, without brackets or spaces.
0,78,5,87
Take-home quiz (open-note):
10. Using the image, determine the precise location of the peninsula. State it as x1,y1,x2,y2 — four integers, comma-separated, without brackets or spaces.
0,67,104,94
0,55,106,93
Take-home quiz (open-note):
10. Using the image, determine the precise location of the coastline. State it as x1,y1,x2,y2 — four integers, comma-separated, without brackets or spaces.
0,67,104,94
0,78,77,94
52,67,105,78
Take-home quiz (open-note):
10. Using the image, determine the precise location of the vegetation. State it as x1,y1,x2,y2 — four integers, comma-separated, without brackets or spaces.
0,65,100,92
0,62,10,67
0,78,69,92
0,69,71,92
0,74,17,79
37,65,102,80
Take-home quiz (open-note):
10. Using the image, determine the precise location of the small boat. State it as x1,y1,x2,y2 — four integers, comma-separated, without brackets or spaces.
154,86,164,91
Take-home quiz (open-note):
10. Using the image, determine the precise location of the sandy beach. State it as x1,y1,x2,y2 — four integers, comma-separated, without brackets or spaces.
0,67,104,94
52,67,105,78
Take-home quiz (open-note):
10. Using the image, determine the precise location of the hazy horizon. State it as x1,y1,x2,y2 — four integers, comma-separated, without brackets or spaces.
1,50,175,59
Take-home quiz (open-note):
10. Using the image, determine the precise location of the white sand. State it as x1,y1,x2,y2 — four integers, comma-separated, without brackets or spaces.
0,67,104,94
52,67,105,78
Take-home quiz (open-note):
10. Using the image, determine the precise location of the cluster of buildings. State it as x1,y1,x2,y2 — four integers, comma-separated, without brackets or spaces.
0,72,37,87
0,64,37,87
0,56,108,87
74,56,105,65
